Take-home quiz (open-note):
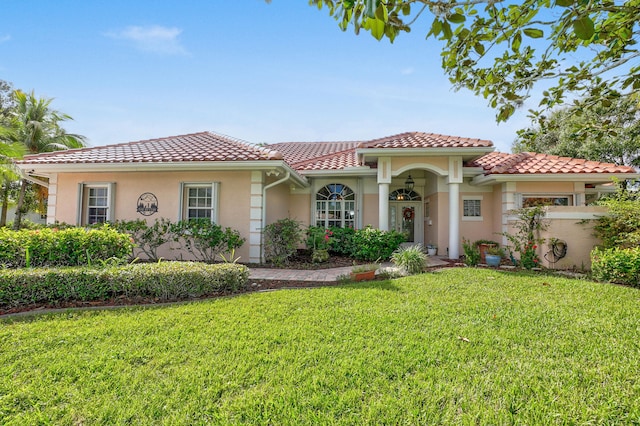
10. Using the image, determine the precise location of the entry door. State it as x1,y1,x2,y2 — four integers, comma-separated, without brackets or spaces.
389,202,422,244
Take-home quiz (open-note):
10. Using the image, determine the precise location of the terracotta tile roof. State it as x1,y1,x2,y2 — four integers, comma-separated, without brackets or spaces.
269,141,361,165
18,131,283,165
290,149,360,171
468,152,637,174
359,131,493,149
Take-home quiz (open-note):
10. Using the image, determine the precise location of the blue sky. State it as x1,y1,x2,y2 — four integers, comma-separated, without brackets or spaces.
1,0,536,152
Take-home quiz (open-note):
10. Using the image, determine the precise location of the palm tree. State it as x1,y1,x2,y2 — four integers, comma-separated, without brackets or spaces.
4,90,86,229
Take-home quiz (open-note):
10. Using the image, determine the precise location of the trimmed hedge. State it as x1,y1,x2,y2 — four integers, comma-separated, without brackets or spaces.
0,262,249,310
0,225,134,268
591,247,640,288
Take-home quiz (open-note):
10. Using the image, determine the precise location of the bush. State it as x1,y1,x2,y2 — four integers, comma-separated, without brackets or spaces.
0,225,134,268
263,218,303,266
327,226,355,256
591,247,640,287
463,238,480,266
349,226,406,261
593,197,640,249
114,218,173,261
391,245,427,275
171,219,245,263
0,262,249,309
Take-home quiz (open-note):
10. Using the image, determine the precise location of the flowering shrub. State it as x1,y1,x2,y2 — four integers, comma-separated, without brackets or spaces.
306,226,333,251
519,242,541,269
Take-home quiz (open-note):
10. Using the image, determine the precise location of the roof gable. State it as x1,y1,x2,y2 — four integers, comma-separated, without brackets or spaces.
359,131,493,149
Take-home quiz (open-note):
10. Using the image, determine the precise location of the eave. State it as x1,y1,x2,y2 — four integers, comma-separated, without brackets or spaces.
357,147,494,162
471,172,640,186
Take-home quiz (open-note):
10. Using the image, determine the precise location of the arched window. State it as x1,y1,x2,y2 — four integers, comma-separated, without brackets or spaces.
389,189,422,201
315,183,355,228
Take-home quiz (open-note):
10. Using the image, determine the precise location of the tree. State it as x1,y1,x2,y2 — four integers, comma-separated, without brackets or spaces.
310,0,640,122
513,94,640,167
2,90,86,229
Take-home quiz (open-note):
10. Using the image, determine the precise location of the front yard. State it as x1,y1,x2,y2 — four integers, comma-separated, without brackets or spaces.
1,268,639,424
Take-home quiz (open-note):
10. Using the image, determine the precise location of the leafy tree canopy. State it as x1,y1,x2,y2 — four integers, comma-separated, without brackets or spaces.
513,93,640,167
310,0,640,122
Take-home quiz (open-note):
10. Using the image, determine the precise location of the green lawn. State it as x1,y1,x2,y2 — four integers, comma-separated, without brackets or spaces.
1,268,639,425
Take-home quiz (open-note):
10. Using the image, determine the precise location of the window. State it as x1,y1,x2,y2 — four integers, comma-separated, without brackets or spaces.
462,197,483,221
522,195,573,208
77,183,115,225
315,183,355,228
180,182,219,222
389,189,422,201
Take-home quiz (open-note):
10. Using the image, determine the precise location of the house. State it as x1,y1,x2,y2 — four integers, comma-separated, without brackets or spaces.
16,131,638,268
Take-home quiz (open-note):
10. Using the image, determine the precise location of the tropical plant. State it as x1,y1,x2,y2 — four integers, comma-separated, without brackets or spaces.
1,90,86,229
114,218,173,261
500,206,547,269
170,219,245,263
462,238,480,266
391,244,427,275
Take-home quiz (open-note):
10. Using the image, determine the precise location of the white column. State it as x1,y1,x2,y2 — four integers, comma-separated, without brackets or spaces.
250,171,263,264
378,183,389,231
448,182,460,260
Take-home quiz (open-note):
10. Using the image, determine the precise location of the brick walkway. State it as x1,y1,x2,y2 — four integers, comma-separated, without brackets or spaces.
249,256,450,282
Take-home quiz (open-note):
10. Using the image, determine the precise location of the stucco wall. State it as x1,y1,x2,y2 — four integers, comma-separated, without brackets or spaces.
55,170,254,262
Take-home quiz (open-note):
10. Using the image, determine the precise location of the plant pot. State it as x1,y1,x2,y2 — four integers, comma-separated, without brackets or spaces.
479,243,496,263
485,254,501,267
350,270,376,281
427,248,437,256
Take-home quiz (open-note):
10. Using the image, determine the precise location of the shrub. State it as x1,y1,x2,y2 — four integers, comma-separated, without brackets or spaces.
327,226,355,256
593,197,640,249
0,262,249,309
591,247,640,287
263,218,303,266
391,245,427,275
462,238,480,266
500,206,546,269
0,225,134,268
349,226,405,261
171,219,245,263
114,218,173,261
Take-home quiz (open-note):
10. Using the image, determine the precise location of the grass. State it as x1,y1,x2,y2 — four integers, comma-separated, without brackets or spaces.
1,268,639,424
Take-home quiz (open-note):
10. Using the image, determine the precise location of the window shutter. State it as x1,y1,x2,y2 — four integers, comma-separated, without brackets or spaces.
108,182,116,222
211,182,219,223
76,183,85,225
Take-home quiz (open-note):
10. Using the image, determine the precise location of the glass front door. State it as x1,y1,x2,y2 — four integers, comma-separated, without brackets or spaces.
389,203,421,243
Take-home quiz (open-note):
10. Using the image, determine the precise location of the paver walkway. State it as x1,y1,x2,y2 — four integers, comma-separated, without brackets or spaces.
249,256,450,282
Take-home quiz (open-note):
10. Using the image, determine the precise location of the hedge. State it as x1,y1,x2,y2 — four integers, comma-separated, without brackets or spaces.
0,225,134,268
0,262,249,310
591,247,640,288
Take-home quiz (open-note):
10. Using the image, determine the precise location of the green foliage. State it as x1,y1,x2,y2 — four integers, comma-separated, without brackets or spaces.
500,206,547,269
263,218,303,266
312,1,640,123
349,226,405,261
114,218,172,261
591,247,640,287
390,244,427,275
0,225,134,268
170,219,245,263
593,196,640,249
326,226,355,256
0,262,249,309
462,238,480,266
513,95,640,167
306,226,333,251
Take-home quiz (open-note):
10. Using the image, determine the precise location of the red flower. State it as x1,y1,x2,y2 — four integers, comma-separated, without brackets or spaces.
533,245,537,249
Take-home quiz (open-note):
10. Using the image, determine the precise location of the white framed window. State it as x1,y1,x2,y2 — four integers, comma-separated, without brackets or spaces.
521,194,573,208
179,182,219,222
77,183,115,225
462,196,483,221
315,183,355,228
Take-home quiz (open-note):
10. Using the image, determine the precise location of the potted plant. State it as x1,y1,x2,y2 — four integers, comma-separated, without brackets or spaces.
350,262,380,281
426,244,437,256
485,246,503,267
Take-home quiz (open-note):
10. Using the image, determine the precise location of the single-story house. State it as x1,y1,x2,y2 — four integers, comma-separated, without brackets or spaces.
16,131,638,268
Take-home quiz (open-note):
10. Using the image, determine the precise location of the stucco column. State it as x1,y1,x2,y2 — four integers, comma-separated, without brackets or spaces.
448,182,460,260
378,182,389,231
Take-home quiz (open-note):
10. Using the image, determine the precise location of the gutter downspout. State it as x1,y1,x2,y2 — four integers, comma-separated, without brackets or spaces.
261,171,290,263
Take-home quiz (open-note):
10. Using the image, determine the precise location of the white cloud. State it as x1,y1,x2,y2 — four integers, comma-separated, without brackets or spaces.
0,35,11,43
105,25,188,55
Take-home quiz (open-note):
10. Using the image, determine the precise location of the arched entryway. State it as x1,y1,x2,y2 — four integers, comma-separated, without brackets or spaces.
389,188,422,244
